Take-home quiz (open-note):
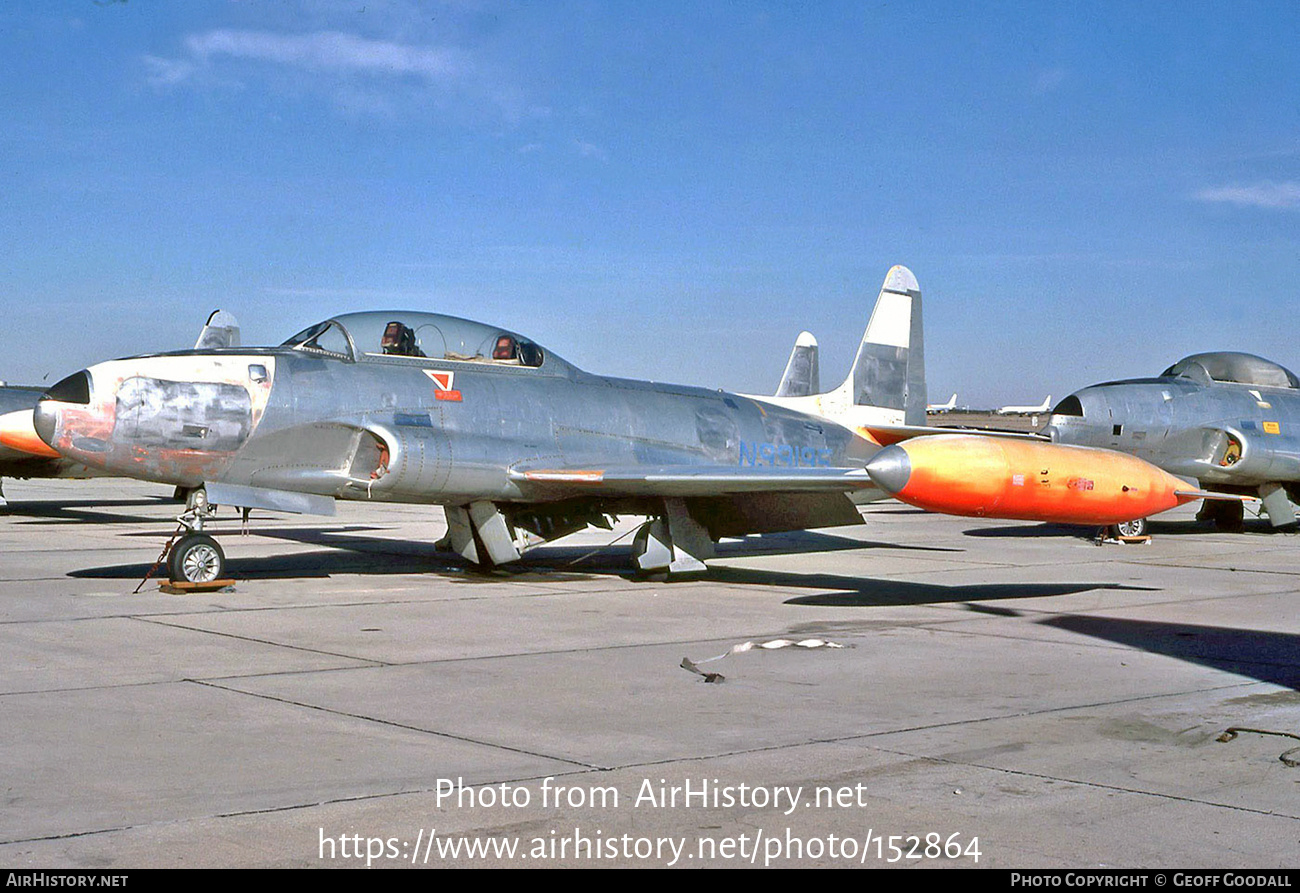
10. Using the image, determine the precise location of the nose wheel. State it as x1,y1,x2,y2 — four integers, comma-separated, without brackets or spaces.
167,533,226,584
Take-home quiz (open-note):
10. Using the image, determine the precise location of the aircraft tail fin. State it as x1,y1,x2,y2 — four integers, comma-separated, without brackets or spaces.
195,310,241,350
829,264,926,425
928,393,957,412
747,265,927,429
774,332,820,398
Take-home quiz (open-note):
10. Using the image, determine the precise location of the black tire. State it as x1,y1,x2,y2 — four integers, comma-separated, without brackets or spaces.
1214,500,1245,533
1108,518,1149,538
168,533,226,583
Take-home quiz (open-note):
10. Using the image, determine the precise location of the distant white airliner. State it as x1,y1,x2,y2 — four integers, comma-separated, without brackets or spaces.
927,393,957,412
996,395,1051,415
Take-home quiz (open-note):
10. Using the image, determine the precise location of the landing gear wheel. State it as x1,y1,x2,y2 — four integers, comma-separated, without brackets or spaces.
1198,498,1245,532
1108,518,1148,538
1215,500,1245,533
168,533,225,583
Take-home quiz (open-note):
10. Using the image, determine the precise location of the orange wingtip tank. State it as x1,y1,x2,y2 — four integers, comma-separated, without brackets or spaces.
0,410,61,458
865,435,1198,525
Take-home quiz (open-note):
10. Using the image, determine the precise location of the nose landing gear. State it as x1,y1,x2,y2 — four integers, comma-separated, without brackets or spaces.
168,533,226,583
149,487,230,586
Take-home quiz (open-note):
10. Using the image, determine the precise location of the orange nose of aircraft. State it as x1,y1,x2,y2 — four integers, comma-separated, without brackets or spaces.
866,434,1199,526
0,409,60,458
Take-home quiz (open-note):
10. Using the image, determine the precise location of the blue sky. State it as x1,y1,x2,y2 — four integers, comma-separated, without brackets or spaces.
2,1,1297,406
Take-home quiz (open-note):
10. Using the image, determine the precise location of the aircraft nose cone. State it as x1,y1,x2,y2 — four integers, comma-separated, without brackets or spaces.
865,444,911,495
34,369,92,449
32,398,57,448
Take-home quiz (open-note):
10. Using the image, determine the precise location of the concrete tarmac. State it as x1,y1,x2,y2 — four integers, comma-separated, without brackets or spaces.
1,478,1297,868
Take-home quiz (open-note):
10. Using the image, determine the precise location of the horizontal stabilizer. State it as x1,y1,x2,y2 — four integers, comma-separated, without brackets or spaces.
857,422,1049,447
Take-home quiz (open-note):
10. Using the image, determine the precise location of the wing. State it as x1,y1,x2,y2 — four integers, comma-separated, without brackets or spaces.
509,464,875,497
509,463,877,538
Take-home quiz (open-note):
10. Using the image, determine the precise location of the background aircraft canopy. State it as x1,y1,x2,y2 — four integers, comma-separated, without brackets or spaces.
281,310,567,372
1161,352,1300,390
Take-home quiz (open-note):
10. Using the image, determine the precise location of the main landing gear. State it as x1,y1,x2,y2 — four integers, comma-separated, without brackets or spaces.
1106,517,1149,539
1196,498,1245,533
630,498,714,576
437,497,718,578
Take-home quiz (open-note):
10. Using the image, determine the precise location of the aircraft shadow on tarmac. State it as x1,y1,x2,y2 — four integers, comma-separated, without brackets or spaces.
964,520,1299,538
1040,615,1300,691
963,522,1107,539
2,497,177,526
65,524,1158,611
67,526,963,584
713,529,960,556
770,576,1158,608
74,525,454,581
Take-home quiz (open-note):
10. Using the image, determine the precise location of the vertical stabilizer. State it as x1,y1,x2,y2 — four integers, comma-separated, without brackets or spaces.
774,331,820,398
832,265,926,425
747,265,927,430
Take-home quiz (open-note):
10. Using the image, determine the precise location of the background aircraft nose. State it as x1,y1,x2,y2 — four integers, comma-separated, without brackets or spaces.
33,370,92,448
865,444,912,495
1045,389,1110,445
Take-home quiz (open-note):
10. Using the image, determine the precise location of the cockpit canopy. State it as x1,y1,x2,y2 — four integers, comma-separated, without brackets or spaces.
1161,352,1300,390
281,310,562,372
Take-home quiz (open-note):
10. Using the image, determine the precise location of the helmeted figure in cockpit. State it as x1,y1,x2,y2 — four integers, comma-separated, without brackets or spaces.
381,321,425,357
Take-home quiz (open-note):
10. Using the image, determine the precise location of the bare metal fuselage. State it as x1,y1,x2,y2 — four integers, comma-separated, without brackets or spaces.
35,344,874,540
1046,354,1300,528
1047,378,1300,490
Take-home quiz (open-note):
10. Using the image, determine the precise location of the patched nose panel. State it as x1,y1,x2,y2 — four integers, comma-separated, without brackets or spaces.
115,377,252,451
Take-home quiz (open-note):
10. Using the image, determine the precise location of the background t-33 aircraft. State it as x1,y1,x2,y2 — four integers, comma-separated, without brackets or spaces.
1047,351,1300,531
33,267,1224,583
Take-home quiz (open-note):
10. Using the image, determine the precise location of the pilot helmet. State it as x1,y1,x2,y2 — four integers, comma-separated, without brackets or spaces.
382,321,417,355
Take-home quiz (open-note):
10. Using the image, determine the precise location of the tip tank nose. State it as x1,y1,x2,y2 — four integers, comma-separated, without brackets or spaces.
865,444,912,495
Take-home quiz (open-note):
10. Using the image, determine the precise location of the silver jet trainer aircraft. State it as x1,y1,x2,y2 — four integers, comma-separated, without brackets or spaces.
33,268,935,583
1046,351,1300,532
